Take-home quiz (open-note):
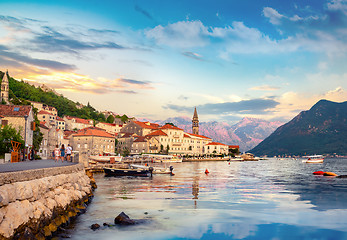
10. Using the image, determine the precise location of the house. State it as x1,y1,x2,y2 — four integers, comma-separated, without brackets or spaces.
38,122,66,159
117,132,136,154
56,116,65,130
0,105,35,147
120,120,159,136
204,142,229,155
70,127,116,166
37,110,56,127
63,116,93,130
95,122,123,135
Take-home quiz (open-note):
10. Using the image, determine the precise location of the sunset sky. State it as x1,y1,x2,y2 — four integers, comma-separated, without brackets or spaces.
1,0,347,123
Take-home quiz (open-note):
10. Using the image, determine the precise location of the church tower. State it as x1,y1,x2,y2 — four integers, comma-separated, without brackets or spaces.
1,70,9,104
192,107,199,135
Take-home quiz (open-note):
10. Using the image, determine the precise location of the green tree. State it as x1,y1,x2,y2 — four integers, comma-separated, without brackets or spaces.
120,114,129,123
0,125,25,155
106,115,115,123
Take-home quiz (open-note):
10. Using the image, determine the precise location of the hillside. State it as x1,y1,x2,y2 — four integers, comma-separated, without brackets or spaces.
147,117,282,152
1,71,106,121
250,100,347,156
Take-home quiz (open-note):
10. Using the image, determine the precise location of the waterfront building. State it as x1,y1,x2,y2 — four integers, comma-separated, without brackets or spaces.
204,142,229,155
185,133,212,156
70,127,116,156
63,116,94,130
131,136,148,154
38,122,66,159
120,120,159,136
0,105,34,147
192,107,199,135
117,132,136,154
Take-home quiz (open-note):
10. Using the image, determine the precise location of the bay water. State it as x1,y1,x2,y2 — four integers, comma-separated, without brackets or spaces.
63,158,347,239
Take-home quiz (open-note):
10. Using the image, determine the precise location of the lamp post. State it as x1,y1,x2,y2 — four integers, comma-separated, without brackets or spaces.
23,115,28,161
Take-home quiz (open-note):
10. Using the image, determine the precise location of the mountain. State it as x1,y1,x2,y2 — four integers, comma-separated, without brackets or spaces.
145,117,283,152
250,100,347,156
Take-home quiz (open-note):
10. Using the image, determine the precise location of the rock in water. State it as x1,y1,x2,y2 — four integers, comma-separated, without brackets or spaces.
90,223,100,230
114,212,135,225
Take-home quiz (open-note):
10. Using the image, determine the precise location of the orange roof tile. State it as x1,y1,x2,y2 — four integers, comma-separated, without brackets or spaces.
133,120,159,129
146,130,167,137
134,136,147,142
183,134,191,138
38,110,53,115
0,105,32,117
56,116,64,121
206,142,228,146
229,145,240,148
72,128,115,138
159,124,183,131
188,133,212,139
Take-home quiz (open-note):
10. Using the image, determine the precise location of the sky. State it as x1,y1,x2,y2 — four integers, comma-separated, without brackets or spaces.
1,0,347,123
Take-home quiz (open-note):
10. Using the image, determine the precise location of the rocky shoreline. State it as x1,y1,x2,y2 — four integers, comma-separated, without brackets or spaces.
0,164,96,239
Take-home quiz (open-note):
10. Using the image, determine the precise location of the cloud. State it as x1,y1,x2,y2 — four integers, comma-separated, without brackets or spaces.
182,51,205,61
0,45,76,71
135,5,154,20
145,20,210,48
23,73,155,95
164,98,279,115
250,85,280,91
30,26,124,53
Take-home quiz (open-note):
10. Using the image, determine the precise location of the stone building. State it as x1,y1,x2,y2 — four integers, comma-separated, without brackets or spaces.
70,127,116,166
63,116,93,130
120,120,159,136
95,122,123,135
0,70,9,104
38,122,65,159
37,110,56,126
192,107,199,135
0,105,34,147
56,116,65,130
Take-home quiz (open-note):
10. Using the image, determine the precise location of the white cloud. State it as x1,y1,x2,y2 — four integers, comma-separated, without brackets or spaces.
250,85,280,91
263,7,284,25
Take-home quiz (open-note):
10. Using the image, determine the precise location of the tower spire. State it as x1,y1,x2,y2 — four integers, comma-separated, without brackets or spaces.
192,107,199,135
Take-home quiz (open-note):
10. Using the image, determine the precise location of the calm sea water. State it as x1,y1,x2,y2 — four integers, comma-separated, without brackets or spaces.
63,158,347,240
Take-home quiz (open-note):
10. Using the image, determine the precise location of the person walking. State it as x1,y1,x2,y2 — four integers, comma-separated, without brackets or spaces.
54,145,60,162
60,144,66,162
66,144,73,162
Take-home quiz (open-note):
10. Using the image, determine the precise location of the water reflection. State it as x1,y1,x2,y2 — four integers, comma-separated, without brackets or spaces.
65,159,347,240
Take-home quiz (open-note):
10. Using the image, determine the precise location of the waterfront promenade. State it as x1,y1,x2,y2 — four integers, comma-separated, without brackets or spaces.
0,159,77,173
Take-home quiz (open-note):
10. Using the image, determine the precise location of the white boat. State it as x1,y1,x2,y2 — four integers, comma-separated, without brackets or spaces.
89,154,123,163
130,164,174,174
142,154,183,163
228,156,244,162
302,155,324,163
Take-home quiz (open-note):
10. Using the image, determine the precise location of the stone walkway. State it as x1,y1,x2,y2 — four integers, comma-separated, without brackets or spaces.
0,159,77,173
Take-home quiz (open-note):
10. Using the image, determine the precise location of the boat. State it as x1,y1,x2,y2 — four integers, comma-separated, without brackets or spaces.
89,154,123,164
130,164,174,174
302,155,324,163
241,153,258,161
104,166,153,177
142,154,183,163
228,156,244,162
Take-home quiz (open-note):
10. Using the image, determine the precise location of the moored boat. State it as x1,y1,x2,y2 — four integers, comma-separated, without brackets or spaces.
104,166,153,177
130,164,174,174
302,155,324,163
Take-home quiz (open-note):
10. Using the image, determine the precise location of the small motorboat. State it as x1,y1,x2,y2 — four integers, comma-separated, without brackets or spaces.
104,166,153,177
130,164,174,174
302,155,324,163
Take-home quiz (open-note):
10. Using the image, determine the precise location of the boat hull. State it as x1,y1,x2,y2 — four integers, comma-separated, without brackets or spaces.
104,167,151,177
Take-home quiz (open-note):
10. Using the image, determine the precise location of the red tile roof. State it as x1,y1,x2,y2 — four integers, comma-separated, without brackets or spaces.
188,133,212,140
38,110,53,115
229,145,240,149
146,130,167,137
183,134,191,138
159,124,183,131
206,142,228,146
133,120,159,129
134,136,147,142
0,105,32,117
56,116,64,121
65,116,93,124
39,122,49,130
72,127,115,138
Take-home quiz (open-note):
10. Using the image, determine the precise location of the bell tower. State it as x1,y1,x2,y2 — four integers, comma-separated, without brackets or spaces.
192,107,199,135
1,70,9,104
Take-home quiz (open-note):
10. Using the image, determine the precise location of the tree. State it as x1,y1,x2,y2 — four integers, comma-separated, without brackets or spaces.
106,115,115,123
120,114,129,123
0,125,25,155
165,122,176,126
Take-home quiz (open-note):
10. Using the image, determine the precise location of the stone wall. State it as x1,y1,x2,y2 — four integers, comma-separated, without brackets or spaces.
0,164,93,239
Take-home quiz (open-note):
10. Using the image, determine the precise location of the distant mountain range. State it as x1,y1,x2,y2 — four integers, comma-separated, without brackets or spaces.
145,117,283,152
251,100,347,156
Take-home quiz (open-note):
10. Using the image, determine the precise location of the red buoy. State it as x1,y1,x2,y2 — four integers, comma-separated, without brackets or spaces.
205,169,209,174
313,171,324,175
